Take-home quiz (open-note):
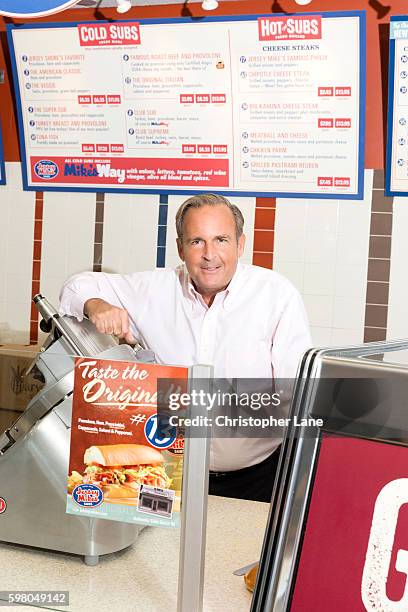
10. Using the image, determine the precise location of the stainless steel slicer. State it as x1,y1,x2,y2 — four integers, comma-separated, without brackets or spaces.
0,295,150,565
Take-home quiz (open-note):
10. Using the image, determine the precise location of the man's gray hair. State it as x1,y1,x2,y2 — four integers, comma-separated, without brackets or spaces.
175,193,244,241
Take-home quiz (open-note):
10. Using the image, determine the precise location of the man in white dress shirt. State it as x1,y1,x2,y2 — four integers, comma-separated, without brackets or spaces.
60,193,312,502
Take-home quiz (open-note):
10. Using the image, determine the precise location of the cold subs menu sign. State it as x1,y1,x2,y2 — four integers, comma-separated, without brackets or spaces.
8,12,365,198
386,17,408,196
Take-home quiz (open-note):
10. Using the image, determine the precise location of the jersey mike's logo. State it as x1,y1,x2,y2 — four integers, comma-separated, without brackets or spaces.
72,484,103,508
33,160,59,180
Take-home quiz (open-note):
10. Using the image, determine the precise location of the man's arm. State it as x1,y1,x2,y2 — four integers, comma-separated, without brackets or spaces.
271,289,312,380
59,271,140,343
84,298,135,343
268,289,312,420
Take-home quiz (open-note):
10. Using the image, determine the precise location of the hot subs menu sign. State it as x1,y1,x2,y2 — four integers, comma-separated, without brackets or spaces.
8,11,365,198
290,435,408,611
66,357,188,528
387,17,408,196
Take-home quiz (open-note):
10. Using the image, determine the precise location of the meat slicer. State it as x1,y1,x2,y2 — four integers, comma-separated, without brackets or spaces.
0,295,153,565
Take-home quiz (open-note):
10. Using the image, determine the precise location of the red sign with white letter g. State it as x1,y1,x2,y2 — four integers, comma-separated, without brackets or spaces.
290,435,408,611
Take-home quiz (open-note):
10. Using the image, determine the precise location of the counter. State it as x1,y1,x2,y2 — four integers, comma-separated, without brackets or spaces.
0,495,269,612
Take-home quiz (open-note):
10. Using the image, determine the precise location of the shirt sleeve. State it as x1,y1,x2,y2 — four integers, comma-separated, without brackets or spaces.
59,271,107,321
271,289,313,380
59,270,153,340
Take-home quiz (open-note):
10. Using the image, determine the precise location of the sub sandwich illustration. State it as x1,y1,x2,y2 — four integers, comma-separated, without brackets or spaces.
68,444,171,498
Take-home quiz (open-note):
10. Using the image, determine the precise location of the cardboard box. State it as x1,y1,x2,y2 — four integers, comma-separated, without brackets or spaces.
0,344,43,412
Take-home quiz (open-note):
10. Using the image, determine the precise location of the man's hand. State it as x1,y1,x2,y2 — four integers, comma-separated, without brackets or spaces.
84,298,135,344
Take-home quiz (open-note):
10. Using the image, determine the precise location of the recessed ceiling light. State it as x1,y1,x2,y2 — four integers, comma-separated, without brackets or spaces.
117,0,132,13
202,0,219,10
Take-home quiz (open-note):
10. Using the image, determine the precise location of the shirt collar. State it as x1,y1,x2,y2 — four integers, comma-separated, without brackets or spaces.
179,261,244,311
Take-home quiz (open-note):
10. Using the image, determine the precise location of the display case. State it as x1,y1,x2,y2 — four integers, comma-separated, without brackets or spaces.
252,340,408,612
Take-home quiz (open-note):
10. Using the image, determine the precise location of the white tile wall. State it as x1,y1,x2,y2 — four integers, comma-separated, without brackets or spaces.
304,263,336,295
234,196,256,264
2,161,24,191
0,164,403,350
334,265,367,299
304,231,337,264
273,200,307,267
272,261,304,292
309,326,333,347
274,170,373,348
274,222,306,263
41,191,95,308
332,296,366,330
330,328,363,346
165,195,184,265
0,162,35,343
103,193,158,273
387,196,408,340
337,229,369,266
305,200,339,233
303,294,334,328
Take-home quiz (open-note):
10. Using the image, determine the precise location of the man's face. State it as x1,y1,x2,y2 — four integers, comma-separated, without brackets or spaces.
177,204,245,305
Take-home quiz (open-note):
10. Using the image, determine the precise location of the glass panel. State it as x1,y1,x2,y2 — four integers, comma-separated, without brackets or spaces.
362,349,408,366
0,329,267,611
0,342,186,611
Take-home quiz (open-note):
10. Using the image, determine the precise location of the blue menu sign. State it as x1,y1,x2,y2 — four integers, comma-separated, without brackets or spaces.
0,1,81,18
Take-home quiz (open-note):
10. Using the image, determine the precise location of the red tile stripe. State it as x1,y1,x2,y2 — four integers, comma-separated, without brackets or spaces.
252,197,276,269
30,192,44,345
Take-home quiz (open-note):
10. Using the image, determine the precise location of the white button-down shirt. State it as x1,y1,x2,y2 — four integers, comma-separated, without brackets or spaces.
60,263,312,471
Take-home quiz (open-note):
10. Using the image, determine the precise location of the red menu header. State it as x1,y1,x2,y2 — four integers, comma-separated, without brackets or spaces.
78,23,140,46
258,15,322,41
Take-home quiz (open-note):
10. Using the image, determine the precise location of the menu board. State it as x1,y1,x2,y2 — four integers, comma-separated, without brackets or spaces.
0,120,5,185
386,16,408,196
66,357,187,528
8,12,365,198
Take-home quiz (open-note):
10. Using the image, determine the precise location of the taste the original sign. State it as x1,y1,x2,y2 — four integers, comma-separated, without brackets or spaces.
66,357,188,529
0,1,81,18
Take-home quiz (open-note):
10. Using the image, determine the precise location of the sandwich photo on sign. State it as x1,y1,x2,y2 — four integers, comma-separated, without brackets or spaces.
68,443,171,500
66,357,188,528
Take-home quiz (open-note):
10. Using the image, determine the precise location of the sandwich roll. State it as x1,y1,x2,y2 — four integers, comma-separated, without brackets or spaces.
102,484,139,499
84,444,164,467
68,443,172,499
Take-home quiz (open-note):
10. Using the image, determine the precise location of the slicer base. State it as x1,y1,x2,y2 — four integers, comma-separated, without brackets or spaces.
84,555,99,566
0,404,142,558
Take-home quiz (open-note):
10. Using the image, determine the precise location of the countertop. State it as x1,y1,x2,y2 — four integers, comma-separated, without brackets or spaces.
0,495,269,612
